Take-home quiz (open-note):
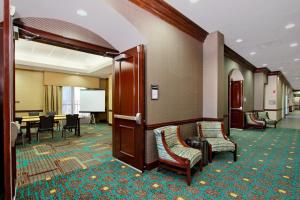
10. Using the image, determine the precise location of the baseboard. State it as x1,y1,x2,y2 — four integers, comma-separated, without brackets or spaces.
144,160,159,170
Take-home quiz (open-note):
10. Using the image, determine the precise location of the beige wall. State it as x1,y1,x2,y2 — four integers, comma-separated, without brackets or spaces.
203,32,224,119
254,72,267,111
106,0,203,164
15,68,102,116
44,71,99,88
15,69,44,113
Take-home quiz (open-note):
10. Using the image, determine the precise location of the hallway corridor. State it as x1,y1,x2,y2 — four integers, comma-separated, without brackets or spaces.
277,110,300,129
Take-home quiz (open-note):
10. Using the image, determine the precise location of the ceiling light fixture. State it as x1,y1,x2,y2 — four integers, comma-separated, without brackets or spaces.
294,58,300,62
290,43,298,47
189,0,199,3
236,38,243,43
250,52,256,56
285,23,295,29
76,9,88,17
262,64,268,67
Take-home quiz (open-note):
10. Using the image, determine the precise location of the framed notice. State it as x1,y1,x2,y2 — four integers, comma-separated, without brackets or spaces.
151,85,159,100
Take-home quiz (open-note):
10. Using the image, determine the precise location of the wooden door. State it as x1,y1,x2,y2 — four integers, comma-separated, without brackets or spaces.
230,81,244,129
113,45,145,171
1,0,15,199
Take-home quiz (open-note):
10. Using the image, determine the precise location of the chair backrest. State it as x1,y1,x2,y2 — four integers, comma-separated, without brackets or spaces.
196,121,223,138
15,117,22,125
257,111,268,120
154,126,179,148
66,114,79,127
11,122,19,147
47,111,56,116
39,116,54,129
29,112,39,116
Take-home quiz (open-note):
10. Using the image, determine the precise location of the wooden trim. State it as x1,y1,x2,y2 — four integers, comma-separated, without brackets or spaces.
3,0,13,198
144,160,159,170
254,67,270,74
145,117,226,130
14,23,119,57
265,108,283,112
202,118,224,122
224,45,256,72
129,0,208,42
145,117,202,130
15,109,43,113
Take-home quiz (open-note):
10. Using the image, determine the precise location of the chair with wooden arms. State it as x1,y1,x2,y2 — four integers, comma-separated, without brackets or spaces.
256,111,277,128
196,121,237,163
37,116,55,141
15,117,26,145
245,112,266,129
154,125,203,186
47,111,61,131
62,114,79,138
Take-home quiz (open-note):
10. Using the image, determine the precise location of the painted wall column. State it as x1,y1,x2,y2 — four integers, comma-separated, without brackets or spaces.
203,31,224,119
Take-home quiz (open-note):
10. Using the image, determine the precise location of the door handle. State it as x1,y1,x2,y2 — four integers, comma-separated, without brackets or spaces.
114,113,142,125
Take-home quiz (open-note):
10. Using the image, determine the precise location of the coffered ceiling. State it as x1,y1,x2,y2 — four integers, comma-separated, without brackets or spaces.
15,39,113,77
166,0,300,89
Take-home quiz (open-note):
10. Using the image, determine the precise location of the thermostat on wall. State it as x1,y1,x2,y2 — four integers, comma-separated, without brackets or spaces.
151,84,159,100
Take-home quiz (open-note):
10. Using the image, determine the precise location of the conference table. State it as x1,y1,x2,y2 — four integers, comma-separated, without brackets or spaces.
21,115,81,143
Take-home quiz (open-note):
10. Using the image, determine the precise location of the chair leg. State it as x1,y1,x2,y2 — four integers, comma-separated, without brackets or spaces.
186,166,191,186
209,145,213,163
199,160,203,172
234,143,237,162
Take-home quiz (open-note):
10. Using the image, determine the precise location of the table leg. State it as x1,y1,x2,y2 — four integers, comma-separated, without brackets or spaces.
77,118,81,136
26,122,32,143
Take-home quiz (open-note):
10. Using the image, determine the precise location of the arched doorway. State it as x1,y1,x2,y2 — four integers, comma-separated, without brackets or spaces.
228,69,244,129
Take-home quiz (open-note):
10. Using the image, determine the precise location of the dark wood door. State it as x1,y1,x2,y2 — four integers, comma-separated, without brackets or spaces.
230,81,244,129
113,45,145,171
1,0,15,199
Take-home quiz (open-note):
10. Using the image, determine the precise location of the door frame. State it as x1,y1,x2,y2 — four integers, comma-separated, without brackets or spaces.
228,70,244,132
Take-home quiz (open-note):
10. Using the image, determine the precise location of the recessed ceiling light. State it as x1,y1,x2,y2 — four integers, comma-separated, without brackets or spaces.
190,0,199,3
294,58,300,62
290,43,298,47
285,23,296,29
250,52,256,56
236,38,243,43
77,9,88,17
262,64,268,67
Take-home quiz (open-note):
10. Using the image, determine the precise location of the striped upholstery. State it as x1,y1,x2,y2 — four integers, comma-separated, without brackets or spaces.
257,111,276,123
206,138,235,152
245,112,266,126
154,126,202,167
197,121,236,153
196,121,223,138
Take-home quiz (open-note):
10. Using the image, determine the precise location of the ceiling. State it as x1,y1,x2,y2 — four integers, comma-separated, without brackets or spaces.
15,17,115,49
166,0,300,89
15,39,113,77
8,0,145,51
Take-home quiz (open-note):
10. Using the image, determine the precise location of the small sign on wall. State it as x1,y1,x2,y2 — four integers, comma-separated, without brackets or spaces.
151,84,159,100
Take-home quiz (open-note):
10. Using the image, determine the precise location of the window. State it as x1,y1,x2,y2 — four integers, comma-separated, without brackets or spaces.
62,86,89,117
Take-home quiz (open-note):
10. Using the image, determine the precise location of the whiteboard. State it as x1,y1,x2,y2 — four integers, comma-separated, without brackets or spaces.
80,90,105,112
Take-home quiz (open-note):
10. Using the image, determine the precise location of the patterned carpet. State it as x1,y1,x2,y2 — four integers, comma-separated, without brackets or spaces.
16,126,299,200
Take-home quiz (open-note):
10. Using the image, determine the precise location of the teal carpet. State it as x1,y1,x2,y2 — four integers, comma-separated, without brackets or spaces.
16,127,299,200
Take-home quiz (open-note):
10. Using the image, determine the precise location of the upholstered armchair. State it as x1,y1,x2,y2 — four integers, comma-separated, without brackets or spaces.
245,112,266,129
257,111,277,128
196,121,237,162
154,126,203,185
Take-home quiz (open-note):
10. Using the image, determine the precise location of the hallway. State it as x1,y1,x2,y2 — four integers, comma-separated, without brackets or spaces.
277,110,300,129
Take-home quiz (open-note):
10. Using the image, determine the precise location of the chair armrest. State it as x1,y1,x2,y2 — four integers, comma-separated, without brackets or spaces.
161,131,190,166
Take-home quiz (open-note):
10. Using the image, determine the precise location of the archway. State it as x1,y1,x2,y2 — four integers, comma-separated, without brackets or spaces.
228,69,244,129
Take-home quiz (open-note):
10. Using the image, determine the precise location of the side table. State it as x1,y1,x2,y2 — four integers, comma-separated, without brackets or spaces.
185,137,209,166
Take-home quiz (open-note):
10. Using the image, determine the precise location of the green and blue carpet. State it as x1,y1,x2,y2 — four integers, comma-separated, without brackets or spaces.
16,126,299,200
